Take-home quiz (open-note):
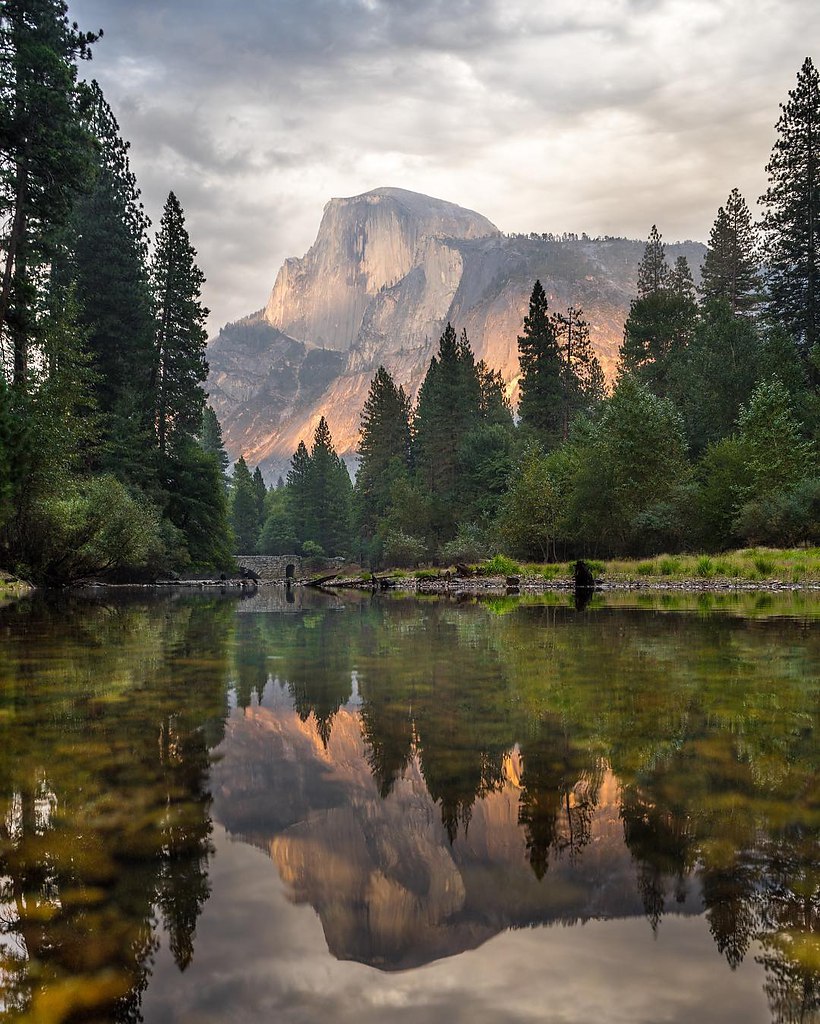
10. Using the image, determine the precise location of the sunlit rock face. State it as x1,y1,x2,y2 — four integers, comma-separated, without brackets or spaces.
207,187,705,480
210,698,698,971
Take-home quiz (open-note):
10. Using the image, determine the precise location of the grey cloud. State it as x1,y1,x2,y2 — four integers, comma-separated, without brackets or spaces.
67,0,820,332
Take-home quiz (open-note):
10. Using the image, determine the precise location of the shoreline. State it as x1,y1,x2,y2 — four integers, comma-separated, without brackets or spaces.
329,573,820,595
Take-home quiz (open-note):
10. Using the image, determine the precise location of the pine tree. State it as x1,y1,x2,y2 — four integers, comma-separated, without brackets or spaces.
230,456,258,553
700,189,759,315
69,81,155,474
551,304,605,437
0,0,99,389
151,192,208,455
636,225,669,297
670,256,696,302
517,281,563,444
199,405,229,484
621,234,697,397
354,365,411,537
286,440,312,547
252,465,266,531
306,417,351,555
760,57,820,359
165,438,233,568
0,374,14,528
413,324,482,540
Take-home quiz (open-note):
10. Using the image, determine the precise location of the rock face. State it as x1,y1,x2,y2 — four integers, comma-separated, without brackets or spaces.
207,187,704,480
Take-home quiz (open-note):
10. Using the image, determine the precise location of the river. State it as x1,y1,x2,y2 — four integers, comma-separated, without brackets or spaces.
0,588,817,1023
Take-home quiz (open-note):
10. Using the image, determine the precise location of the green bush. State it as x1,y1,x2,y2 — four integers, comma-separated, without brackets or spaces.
382,530,427,568
696,556,714,577
636,561,656,575
659,557,681,576
482,554,521,576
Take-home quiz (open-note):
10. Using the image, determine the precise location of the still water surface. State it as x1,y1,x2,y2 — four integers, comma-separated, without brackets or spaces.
0,588,817,1023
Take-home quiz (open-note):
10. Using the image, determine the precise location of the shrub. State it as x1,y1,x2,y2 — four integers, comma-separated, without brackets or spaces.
636,561,656,575
696,556,714,577
659,557,681,576
482,554,521,576
382,530,427,568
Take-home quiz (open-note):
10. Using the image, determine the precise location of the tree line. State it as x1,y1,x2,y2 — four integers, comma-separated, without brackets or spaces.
249,56,820,565
0,0,233,583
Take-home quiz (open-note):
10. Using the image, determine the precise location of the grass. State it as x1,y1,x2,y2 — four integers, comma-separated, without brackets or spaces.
382,547,820,588
598,547,820,584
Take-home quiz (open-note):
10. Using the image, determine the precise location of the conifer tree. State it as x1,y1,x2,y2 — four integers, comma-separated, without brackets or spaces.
414,324,482,538
700,189,759,315
151,192,208,455
70,81,155,474
636,225,669,297
517,281,563,443
306,417,351,555
286,440,312,547
199,405,229,484
670,255,696,302
252,465,266,531
760,57,820,359
551,304,605,437
621,230,697,396
230,456,259,553
0,0,99,388
354,365,411,537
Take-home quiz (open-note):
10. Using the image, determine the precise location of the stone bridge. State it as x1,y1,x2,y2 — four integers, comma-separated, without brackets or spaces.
236,554,303,583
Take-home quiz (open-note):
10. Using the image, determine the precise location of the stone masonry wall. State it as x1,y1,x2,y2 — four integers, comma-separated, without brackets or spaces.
236,555,303,582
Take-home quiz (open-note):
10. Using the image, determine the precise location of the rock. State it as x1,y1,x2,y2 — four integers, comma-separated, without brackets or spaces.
207,187,706,480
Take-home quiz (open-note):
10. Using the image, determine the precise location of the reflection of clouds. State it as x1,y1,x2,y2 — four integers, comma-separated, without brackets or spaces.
68,0,818,333
142,824,770,1024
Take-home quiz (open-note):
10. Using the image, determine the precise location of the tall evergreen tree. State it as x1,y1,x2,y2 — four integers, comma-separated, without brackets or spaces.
760,57,820,360
551,304,605,437
621,231,697,397
700,189,759,315
286,440,311,547
230,456,258,553
306,417,351,556
151,191,208,455
670,255,696,302
199,405,229,484
414,324,482,540
69,80,155,476
636,225,669,297
252,465,266,529
354,365,411,537
0,0,99,389
517,281,563,443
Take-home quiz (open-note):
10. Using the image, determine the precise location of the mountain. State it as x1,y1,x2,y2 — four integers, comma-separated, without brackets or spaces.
207,187,705,480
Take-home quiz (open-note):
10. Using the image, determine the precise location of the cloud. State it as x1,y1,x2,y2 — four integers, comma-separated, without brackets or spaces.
68,0,820,333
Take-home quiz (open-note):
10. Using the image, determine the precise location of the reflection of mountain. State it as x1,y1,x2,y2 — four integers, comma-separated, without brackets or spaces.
211,699,698,970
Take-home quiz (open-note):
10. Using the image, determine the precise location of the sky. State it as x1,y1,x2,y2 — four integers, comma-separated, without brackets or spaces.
69,0,820,335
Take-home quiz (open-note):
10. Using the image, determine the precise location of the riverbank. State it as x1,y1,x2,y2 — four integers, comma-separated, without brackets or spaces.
331,547,820,595
0,571,32,602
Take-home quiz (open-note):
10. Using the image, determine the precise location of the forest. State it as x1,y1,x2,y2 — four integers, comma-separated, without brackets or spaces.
0,1,818,582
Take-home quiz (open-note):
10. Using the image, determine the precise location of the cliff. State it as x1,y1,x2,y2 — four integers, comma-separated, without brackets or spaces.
207,187,705,479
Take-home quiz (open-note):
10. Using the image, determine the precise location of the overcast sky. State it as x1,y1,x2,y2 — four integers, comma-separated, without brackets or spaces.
69,0,819,335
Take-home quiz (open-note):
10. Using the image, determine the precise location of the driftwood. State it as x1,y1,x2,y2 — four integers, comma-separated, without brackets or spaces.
304,573,339,588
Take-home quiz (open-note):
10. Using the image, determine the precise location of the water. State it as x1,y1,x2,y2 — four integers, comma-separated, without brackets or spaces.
0,588,817,1023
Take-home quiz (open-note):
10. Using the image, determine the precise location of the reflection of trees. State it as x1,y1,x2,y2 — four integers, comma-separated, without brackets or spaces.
756,825,820,1024
518,717,603,879
0,594,233,1023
